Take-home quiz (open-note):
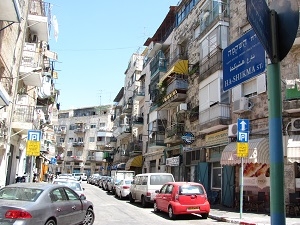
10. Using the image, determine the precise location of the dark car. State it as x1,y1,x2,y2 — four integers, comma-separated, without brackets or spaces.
154,182,210,220
0,182,95,225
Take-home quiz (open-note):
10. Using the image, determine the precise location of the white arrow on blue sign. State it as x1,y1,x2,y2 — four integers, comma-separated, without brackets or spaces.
237,119,249,143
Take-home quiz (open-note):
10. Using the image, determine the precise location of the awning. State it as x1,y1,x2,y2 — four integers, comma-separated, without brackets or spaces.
125,155,143,170
287,135,300,163
220,138,269,165
160,60,189,84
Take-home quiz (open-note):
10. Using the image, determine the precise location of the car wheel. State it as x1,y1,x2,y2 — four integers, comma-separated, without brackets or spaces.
141,196,147,208
168,206,176,220
119,192,122,200
81,208,95,225
45,219,56,225
129,193,135,203
201,213,208,219
153,201,159,213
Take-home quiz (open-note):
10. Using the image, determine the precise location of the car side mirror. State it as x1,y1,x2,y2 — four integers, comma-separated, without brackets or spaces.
155,190,160,193
80,195,86,200
83,188,85,191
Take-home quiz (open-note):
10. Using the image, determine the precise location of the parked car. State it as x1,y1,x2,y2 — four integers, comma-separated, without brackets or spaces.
101,176,111,191
98,176,109,188
58,173,77,180
153,182,210,220
72,173,87,181
88,174,101,185
52,178,85,197
129,173,175,207
0,182,94,225
108,177,121,194
115,179,133,199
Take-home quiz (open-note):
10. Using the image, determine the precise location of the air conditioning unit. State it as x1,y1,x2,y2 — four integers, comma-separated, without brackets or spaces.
291,118,300,131
228,123,238,137
177,103,187,112
233,97,250,114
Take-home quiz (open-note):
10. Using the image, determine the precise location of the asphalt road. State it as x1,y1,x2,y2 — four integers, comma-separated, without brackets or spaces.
82,181,229,225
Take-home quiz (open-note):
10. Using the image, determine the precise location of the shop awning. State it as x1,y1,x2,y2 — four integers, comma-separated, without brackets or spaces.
287,136,300,163
220,138,269,165
125,155,143,170
160,60,189,84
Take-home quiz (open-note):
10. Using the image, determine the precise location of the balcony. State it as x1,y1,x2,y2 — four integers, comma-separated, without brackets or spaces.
127,141,143,156
198,103,231,133
0,0,22,22
148,134,166,149
11,105,35,135
132,114,144,128
86,155,102,162
164,123,185,144
57,142,65,149
198,0,230,36
199,48,223,83
69,156,84,162
72,142,84,147
283,82,300,113
150,50,167,79
133,86,145,101
74,123,87,133
122,100,133,114
28,0,51,41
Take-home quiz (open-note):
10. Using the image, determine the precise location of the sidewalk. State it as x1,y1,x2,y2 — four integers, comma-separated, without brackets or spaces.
209,205,300,225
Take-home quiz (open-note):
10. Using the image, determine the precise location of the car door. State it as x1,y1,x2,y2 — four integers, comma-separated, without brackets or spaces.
63,187,85,224
155,184,167,211
162,184,173,211
50,188,76,225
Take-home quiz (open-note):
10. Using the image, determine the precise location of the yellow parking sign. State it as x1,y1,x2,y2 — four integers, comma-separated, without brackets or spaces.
237,142,249,157
26,140,41,156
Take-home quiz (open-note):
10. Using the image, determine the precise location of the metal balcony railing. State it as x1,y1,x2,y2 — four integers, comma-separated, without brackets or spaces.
166,123,185,138
12,105,35,123
199,103,230,125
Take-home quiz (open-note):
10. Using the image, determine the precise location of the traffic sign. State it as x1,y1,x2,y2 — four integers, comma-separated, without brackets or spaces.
222,29,266,92
237,142,249,157
238,119,249,132
26,140,41,156
246,0,273,61
28,130,42,141
182,132,195,145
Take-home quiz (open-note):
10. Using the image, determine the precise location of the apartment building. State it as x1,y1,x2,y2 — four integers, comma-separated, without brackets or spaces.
111,0,300,208
0,0,59,186
54,106,114,176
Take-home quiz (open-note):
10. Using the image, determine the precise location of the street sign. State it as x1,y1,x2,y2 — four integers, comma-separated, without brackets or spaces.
246,0,273,61
237,118,249,143
237,142,249,157
222,29,266,92
26,140,41,156
26,130,41,156
182,132,195,145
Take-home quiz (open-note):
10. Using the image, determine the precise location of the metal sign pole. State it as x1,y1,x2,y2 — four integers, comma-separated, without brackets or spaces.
30,156,34,183
240,157,244,219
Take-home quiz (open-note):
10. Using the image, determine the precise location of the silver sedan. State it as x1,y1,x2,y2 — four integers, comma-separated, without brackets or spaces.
0,182,94,225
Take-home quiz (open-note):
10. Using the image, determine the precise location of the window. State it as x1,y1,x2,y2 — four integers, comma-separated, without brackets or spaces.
59,138,64,143
64,188,79,200
89,137,95,142
67,151,72,156
179,185,204,195
90,124,96,129
68,138,73,143
211,162,222,189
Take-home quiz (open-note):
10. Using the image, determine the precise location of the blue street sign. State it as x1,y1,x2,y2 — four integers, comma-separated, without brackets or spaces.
246,0,272,61
222,29,266,92
27,130,42,141
237,119,250,143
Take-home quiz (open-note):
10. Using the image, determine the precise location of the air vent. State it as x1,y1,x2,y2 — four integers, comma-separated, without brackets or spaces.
291,118,300,131
228,123,238,137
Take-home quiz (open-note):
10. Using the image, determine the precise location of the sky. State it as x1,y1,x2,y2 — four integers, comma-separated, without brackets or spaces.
49,1,179,110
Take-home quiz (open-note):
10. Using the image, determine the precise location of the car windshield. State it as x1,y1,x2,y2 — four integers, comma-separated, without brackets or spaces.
150,175,174,185
0,187,43,202
179,185,204,195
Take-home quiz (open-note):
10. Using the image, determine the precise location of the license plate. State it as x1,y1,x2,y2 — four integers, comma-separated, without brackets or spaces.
187,207,199,211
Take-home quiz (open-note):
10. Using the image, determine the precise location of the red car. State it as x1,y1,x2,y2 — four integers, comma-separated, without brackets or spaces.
153,182,210,220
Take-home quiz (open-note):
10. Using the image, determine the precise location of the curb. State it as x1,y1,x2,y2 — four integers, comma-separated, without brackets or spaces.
209,214,257,225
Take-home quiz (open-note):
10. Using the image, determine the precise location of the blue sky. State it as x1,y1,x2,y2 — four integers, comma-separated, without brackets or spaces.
49,1,179,110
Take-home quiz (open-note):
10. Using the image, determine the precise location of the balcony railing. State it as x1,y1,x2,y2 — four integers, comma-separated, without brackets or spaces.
72,142,84,147
199,48,223,82
150,50,167,77
166,123,185,138
132,114,144,126
12,105,35,123
133,86,145,100
199,103,230,125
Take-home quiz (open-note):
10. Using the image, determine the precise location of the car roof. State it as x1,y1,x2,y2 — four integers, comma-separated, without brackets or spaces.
3,182,68,190
164,182,204,186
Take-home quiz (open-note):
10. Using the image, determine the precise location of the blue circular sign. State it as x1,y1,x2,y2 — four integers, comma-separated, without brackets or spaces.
182,132,195,145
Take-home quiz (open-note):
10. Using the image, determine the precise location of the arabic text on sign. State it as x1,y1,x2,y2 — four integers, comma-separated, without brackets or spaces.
26,140,41,156
237,142,249,158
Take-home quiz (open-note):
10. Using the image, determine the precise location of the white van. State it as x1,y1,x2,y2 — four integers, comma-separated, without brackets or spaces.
129,173,175,207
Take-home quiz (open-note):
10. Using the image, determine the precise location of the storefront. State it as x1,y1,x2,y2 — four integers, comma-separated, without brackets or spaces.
220,138,270,207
